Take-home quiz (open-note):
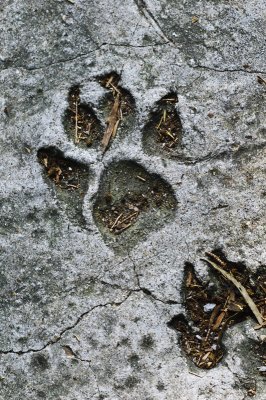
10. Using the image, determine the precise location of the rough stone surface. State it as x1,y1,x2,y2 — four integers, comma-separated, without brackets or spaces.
0,1,265,399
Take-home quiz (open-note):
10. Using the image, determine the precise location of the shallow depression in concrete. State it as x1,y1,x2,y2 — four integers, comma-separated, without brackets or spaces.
93,160,177,251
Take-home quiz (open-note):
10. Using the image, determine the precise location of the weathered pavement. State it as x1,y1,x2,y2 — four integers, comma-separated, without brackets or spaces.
0,1,265,399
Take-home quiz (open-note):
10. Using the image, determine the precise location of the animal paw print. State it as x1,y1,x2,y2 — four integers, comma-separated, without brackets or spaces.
37,72,181,250
168,251,266,370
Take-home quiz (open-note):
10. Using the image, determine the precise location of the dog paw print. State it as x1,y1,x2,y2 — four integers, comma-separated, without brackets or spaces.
168,251,266,370
37,72,180,250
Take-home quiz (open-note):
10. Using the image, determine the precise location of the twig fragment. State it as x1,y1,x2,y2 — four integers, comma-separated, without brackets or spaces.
101,94,121,152
189,371,203,378
136,175,146,182
110,213,123,230
75,97,79,144
202,255,265,327
257,76,266,85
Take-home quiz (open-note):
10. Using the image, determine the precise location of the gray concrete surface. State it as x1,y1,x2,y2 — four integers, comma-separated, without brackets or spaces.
0,0,265,399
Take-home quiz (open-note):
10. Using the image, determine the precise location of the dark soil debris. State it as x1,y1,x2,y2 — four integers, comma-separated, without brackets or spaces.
99,193,148,234
94,161,176,236
65,86,101,148
169,252,266,370
150,93,182,151
98,181,174,235
93,161,177,248
37,147,88,193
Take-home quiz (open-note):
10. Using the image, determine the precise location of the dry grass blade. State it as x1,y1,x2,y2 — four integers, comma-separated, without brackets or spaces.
75,98,78,143
202,257,265,327
101,94,121,152
110,213,123,230
212,311,226,331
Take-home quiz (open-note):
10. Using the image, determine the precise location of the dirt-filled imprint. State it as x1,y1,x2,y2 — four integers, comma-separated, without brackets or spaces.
168,251,266,370
142,93,183,157
64,86,102,149
97,72,136,152
64,72,135,153
93,160,177,250
37,146,90,227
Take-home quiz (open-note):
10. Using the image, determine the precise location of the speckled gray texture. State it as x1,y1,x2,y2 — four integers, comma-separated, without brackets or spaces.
0,1,265,399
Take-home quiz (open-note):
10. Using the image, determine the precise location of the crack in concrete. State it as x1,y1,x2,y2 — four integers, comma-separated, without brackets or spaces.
2,42,265,78
0,276,179,357
224,358,251,399
59,256,132,297
0,45,104,73
133,0,175,46
73,354,102,398
60,345,101,396
171,141,266,166
98,275,180,306
99,279,132,292
192,64,266,76
0,41,169,74
127,251,180,305
107,41,168,48
0,292,131,356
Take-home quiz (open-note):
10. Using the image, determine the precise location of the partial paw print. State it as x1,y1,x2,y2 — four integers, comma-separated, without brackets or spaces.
168,251,266,371
37,72,181,249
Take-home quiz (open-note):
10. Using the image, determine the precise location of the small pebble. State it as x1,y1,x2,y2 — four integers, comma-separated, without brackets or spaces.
204,303,216,312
